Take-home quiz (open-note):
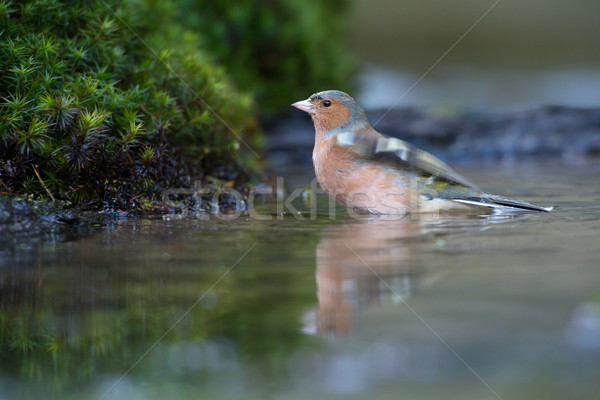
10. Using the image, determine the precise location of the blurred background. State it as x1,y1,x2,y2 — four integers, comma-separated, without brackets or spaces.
134,0,600,118
349,0,600,109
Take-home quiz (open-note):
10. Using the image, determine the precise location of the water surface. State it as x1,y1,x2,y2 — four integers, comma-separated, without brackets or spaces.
1,159,599,400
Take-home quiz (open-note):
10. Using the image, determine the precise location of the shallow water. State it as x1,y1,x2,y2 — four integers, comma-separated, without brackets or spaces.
1,159,600,400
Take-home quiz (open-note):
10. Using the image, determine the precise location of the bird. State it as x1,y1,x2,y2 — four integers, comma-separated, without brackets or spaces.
292,90,553,215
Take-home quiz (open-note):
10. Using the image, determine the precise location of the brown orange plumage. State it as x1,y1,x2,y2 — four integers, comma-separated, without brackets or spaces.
292,90,552,214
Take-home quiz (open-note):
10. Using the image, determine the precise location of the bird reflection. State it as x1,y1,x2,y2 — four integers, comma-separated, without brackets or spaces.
304,215,428,337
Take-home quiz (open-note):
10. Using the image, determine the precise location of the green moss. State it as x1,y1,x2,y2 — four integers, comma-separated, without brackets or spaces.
0,0,261,208
0,0,355,209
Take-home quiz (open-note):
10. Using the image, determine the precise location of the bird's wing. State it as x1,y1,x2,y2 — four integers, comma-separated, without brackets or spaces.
335,131,553,212
336,131,479,189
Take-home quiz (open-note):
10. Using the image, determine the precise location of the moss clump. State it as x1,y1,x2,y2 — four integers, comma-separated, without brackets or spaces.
0,0,261,210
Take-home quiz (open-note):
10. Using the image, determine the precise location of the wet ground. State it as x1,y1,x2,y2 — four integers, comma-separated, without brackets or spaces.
1,158,599,400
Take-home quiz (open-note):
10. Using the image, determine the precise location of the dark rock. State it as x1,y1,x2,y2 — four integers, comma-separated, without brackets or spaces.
0,197,106,256
366,105,600,162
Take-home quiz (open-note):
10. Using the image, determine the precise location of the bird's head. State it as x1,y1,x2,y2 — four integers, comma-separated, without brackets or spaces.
292,90,368,137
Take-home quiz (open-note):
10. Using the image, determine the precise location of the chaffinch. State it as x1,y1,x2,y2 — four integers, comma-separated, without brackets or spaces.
292,90,553,214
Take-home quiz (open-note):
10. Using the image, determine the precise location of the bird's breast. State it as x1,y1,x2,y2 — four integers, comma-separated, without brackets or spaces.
312,141,414,214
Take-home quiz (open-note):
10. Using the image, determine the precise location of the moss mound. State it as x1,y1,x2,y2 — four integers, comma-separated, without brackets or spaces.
0,0,261,210
0,0,354,211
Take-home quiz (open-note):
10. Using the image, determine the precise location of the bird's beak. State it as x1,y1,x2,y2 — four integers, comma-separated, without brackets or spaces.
291,99,315,114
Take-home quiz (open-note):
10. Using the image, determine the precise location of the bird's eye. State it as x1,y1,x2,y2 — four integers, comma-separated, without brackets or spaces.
323,100,332,107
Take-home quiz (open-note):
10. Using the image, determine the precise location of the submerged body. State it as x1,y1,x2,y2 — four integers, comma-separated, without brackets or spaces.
292,90,552,214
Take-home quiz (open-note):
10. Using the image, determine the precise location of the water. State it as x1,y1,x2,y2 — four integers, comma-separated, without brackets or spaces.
1,159,600,400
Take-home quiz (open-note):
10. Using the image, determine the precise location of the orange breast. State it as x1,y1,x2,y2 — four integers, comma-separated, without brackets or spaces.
313,142,415,214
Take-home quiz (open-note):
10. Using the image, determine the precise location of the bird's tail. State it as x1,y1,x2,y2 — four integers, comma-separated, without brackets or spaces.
453,194,553,212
